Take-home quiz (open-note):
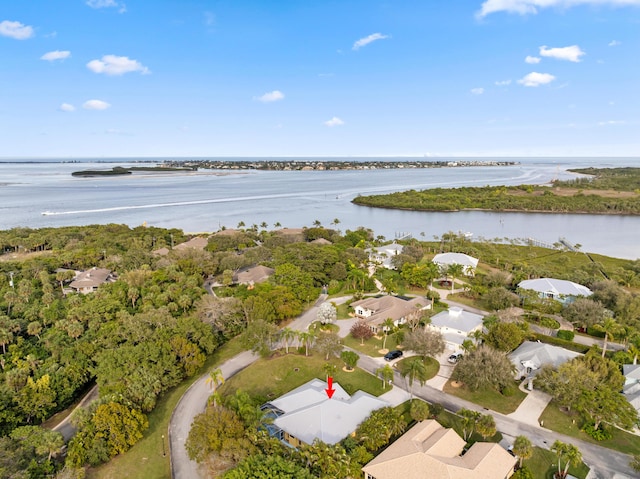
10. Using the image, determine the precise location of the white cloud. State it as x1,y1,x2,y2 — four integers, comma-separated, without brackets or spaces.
86,0,126,12
471,87,484,95
255,90,284,103
352,33,390,50
324,117,344,127
525,55,541,64
59,103,75,112
87,55,149,75
517,72,556,87
608,40,621,46
83,99,111,110
41,50,71,61
540,45,585,62
0,20,34,40
598,120,626,126
477,0,640,18
495,79,512,86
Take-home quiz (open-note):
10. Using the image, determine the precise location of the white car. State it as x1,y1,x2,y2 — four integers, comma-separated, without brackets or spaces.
447,353,462,364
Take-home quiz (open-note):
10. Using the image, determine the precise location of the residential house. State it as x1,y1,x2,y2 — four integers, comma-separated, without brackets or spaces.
427,307,483,352
517,278,592,304
261,379,388,447
351,295,430,333
233,265,275,287
310,237,332,245
509,341,582,385
362,420,517,479
367,243,404,269
623,364,640,417
173,236,209,251
69,267,116,294
432,252,479,277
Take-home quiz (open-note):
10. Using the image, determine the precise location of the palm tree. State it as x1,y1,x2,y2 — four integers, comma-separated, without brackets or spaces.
446,263,465,292
551,440,582,479
629,344,640,365
281,327,296,354
381,318,395,351
298,330,316,357
400,357,428,400
459,408,481,440
476,413,496,439
205,368,225,405
513,435,533,469
377,364,395,389
596,317,624,357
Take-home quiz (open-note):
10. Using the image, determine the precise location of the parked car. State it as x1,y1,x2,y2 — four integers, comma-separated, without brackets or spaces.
384,350,403,361
448,353,462,364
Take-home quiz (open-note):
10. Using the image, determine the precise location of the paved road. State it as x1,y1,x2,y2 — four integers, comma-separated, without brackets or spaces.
354,352,636,478
52,384,99,441
169,351,259,479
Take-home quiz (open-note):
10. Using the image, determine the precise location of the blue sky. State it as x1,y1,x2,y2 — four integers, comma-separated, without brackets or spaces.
1,0,638,158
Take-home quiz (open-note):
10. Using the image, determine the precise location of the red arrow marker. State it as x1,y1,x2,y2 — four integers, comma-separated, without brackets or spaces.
325,376,335,399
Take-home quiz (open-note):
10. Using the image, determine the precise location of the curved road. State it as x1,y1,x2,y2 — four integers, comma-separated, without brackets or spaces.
169,293,635,478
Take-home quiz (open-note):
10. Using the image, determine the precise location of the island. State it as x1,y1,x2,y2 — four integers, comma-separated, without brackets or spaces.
71,165,196,177
352,167,640,215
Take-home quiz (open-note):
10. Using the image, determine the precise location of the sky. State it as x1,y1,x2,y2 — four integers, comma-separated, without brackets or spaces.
1,0,639,158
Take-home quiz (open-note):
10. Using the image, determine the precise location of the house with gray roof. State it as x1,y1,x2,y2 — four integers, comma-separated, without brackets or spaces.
623,364,640,416
427,307,484,352
362,420,516,479
351,295,430,333
432,252,479,276
517,278,592,304
509,341,582,382
262,379,388,447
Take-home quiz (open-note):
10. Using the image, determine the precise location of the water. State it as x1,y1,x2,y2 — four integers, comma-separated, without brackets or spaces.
1,157,639,259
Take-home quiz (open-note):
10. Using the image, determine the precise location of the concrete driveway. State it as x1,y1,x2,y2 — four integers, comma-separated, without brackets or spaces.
426,351,456,391
506,386,552,427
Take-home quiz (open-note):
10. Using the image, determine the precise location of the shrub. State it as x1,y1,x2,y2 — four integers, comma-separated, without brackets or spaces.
557,330,575,341
582,422,613,441
539,317,560,330
511,466,534,479
586,326,606,338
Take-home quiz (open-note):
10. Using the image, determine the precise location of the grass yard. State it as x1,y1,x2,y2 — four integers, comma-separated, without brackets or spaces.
218,352,385,403
524,446,590,479
342,332,402,358
539,401,640,456
442,379,526,415
87,336,246,479
396,356,440,382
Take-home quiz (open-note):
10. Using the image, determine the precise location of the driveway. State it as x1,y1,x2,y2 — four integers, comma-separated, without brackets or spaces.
426,351,456,391
506,387,552,427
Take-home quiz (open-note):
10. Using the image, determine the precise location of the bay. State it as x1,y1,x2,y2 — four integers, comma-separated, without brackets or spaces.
1,157,639,260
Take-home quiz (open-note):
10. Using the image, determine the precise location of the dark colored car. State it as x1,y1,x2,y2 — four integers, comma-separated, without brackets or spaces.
384,350,403,361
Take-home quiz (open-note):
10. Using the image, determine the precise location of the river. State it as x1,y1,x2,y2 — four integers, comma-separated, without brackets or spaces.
1,157,638,259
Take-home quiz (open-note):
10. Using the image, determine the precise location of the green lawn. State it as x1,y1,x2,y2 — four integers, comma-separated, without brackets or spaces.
342,333,402,358
539,401,640,456
524,446,590,479
86,336,246,479
218,352,385,403
396,356,440,382
442,379,527,415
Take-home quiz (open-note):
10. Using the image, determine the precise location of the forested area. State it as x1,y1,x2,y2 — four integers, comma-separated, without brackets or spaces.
0,224,377,476
352,167,640,214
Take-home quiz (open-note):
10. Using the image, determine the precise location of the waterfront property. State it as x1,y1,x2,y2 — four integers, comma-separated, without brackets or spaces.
69,267,117,294
517,277,592,304
351,295,430,333
427,307,483,352
432,252,479,277
362,420,516,479
261,379,388,447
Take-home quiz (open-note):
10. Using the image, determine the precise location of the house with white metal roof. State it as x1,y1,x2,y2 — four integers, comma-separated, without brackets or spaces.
623,364,640,416
362,419,517,479
517,278,592,304
367,243,404,269
432,252,479,276
427,307,484,352
509,341,582,381
262,379,388,447
69,267,116,294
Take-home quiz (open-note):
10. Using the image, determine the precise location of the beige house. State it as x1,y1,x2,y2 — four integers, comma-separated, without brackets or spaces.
351,295,430,333
69,267,116,294
234,265,275,287
362,420,516,479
